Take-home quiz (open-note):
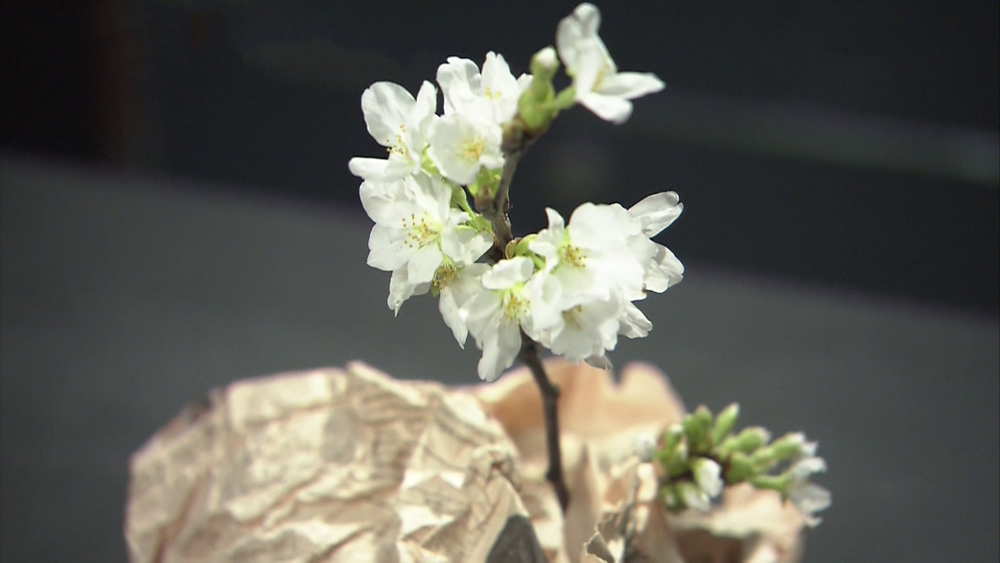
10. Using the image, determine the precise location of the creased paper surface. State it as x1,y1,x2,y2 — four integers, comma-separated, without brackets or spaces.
126,362,536,562
126,360,807,562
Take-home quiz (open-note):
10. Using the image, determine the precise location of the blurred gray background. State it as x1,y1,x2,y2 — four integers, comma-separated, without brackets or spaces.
2,0,998,561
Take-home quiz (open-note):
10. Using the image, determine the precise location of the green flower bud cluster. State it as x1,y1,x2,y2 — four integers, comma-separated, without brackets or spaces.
648,403,825,514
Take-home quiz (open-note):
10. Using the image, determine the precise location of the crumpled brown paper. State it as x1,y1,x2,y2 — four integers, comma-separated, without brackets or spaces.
125,360,806,562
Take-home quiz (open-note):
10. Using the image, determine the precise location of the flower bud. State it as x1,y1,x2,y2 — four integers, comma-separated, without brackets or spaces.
724,452,755,483
683,405,713,454
691,457,723,498
768,432,816,461
748,474,790,492
634,433,657,463
736,426,771,453
677,482,711,512
515,48,560,132
711,403,739,446
532,46,558,75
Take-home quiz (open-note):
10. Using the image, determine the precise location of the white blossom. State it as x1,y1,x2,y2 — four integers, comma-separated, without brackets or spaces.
360,175,491,313
349,81,437,181
462,257,536,382
436,52,531,126
427,113,504,185
542,294,624,361
556,3,665,124
530,204,646,308
527,203,648,360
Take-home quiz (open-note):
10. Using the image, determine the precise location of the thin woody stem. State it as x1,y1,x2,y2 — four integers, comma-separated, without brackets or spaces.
519,332,570,512
474,118,537,256
473,120,569,512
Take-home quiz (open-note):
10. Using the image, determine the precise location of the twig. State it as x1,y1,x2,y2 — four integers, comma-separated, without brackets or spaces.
476,120,570,512
474,119,538,254
519,332,570,512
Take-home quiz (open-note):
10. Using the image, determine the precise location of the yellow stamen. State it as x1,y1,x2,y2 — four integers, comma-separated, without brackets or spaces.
559,244,586,268
400,213,437,248
459,135,485,163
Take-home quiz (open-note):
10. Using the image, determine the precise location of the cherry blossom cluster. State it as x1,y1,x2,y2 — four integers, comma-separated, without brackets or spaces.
349,4,679,383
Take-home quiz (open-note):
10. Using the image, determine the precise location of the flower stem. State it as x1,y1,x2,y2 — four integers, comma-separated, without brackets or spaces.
479,120,568,512
474,118,540,258
519,332,570,512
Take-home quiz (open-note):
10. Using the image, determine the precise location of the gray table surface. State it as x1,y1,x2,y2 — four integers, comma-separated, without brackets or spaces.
2,155,997,561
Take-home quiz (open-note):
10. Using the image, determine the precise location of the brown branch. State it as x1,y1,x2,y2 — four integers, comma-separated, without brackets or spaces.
476,118,569,512
475,118,541,256
519,332,570,512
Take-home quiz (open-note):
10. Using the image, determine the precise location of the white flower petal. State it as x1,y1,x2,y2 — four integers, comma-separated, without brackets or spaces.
361,82,413,145
348,157,388,181
567,203,639,249
441,227,492,265
556,3,604,76
367,225,408,271
478,321,523,382
544,207,566,231
618,302,652,338
644,243,684,293
388,267,428,314
438,287,466,345
438,263,489,347
546,295,622,361
413,80,438,127
572,41,613,92
462,289,521,383
596,72,665,100
585,354,613,370
359,179,407,225
578,91,634,124
428,114,503,185
789,456,827,480
629,191,683,236
481,257,534,290
790,482,831,524
407,245,443,284
437,57,480,115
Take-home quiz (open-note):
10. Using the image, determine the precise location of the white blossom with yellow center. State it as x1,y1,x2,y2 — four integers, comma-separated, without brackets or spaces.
527,203,647,360
436,51,531,126
427,113,504,186
461,257,539,382
348,80,437,182
361,174,491,314
526,194,685,363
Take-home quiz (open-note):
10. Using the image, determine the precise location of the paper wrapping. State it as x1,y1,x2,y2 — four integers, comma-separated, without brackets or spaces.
125,360,807,562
